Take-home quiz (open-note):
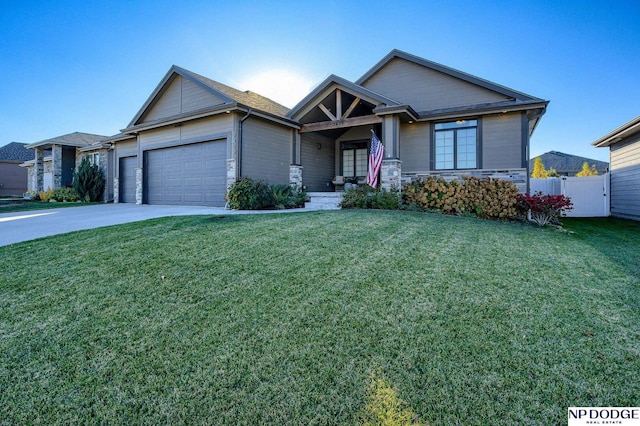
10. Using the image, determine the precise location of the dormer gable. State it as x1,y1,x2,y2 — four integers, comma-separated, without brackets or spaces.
357,49,544,114
288,74,401,126
128,66,232,127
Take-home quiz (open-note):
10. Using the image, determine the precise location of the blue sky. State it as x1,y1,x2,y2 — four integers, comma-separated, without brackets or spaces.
1,0,638,162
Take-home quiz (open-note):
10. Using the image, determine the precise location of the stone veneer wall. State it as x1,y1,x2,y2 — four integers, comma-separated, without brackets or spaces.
401,168,528,193
289,165,303,189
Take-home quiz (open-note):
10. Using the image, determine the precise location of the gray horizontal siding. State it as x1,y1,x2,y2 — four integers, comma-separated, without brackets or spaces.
361,57,510,112
142,75,227,123
241,117,291,185
610,132,640,220
399,122,430,172
138,116,233,151
482,113,523,169
301,133,335,191
115,139,137,157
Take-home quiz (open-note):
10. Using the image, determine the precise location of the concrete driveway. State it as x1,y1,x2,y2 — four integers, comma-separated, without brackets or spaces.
0,203,310,247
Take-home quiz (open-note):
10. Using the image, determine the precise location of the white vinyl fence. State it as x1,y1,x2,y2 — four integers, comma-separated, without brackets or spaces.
530,173,610,217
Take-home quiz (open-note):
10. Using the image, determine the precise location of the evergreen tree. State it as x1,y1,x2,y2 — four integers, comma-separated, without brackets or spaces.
531,157,549,178
576,162,598,177
73,156,105,201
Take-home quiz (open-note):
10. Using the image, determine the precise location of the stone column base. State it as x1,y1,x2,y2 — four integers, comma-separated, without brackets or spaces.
381,159,402,191
289,165,303,189
113,177,119,204
226,159,237,189
135,168,143,205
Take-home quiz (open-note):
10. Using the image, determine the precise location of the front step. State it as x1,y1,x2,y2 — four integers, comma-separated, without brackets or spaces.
305,192,343,210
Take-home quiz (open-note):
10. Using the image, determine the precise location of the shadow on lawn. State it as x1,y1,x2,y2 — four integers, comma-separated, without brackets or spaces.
563,217,640,274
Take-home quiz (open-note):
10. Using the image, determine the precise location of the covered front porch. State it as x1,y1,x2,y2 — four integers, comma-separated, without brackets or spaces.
286,75,410,193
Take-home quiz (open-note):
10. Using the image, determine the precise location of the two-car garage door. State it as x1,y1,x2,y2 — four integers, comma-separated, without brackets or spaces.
120,140,227,206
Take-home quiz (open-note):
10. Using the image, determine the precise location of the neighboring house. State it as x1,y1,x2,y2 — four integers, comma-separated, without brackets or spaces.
0,142,33,196
109,49,548,206
592,116,640,221
529,151,608,176
21,132,113,202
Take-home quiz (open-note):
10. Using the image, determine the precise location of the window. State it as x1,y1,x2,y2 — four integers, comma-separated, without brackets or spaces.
87,153,100,166
341,141,368,178
434,119,477,170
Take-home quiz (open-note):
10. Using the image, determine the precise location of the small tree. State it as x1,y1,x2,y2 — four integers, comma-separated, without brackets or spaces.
531,157,549,178
547,167,559,177
576,162,598,177
73,156,105,202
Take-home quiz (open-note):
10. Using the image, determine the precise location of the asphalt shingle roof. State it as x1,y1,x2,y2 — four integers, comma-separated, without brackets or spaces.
178,67,290,117
0,142,34,162
530,151,609,174
25,132,109,149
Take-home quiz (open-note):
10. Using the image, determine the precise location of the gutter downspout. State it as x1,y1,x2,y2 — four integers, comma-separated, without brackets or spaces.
238,108,252,178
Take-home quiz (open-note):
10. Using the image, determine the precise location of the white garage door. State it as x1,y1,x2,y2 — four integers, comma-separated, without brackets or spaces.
144,140,227,206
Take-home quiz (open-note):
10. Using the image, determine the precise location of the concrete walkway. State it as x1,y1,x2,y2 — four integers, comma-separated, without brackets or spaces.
0,203,314,247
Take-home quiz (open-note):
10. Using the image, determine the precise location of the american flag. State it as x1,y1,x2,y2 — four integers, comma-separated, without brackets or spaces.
366,131,384,188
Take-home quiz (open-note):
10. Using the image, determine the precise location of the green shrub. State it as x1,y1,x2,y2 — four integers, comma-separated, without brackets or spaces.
51,187,79,202
340,185,400,210
271,184,308,209
73,157,104,202
226,177,275,210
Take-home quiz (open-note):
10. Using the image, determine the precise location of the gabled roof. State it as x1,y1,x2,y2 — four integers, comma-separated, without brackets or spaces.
178,67,290,117
592,115,640,148
356,49,546,102
0,142,34,162
126,65,290,129
26,132,108,149
530,151,609,174
287,74,400,120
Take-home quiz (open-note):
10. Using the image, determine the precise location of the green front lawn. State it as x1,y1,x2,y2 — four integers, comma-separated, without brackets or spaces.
0,200,102,213
0,211,638,424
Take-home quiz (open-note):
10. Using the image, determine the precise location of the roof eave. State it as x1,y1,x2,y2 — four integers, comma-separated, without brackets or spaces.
373,104,419,122
592,116,640,147
102,133,138,143
25,140,87,149
415,100,548,122
122,103,299,134
79,143,112,152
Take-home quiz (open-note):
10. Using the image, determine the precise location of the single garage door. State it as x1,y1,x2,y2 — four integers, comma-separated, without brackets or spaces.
144,140,226,206
119,156,137,203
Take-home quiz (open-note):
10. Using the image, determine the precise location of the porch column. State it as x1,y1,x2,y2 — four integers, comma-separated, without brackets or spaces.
135,167,143,205
51,144,62,189
381,159,402,191
35,148,44,192
382,115,400,159
289,131,302,189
